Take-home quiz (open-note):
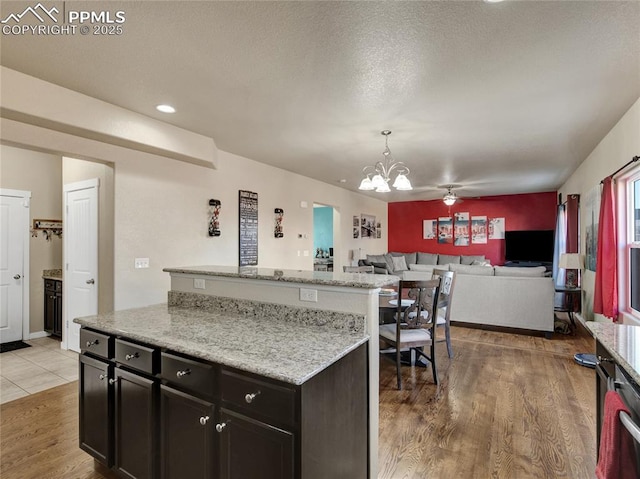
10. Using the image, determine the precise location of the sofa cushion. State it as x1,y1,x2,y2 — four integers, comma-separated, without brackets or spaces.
494,266,547,277
402,270,432,280
408,263,437,274
438,254,461,265
416,252,438,265
390,255,408,273
390,252,416,268
449,263,495,276
460,255,486,265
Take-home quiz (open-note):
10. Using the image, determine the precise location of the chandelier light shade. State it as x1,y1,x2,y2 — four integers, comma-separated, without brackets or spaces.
358,130,412,193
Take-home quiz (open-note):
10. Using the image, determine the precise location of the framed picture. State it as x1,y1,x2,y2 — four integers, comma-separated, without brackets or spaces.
438,217,453,244
353,216,360,239
489,217,505,240
423,219,437,239
361,214,376,239
454,212,470,246
471,216,488,244
238,190,258,266
376,222,381,239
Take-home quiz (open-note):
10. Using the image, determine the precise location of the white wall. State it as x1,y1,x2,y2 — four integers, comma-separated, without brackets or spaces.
0,145,62,333
1,120,388,312
558,97,640,324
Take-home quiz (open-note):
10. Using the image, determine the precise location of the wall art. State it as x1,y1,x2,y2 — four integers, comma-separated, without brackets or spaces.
239,190,258,266
274,208,284,238
438,217,453,244
471,216,488,244
361,213,376,239
423,219,437,239
489,217,505,239
353,216,360,239
208,199,221,237
31,219,62,241
376,221,381,239
454,212,470,246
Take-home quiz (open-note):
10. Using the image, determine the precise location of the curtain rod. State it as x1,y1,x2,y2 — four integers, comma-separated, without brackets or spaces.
601,155,640,184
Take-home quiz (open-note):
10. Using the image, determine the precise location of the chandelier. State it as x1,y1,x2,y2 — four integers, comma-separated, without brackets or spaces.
358,130,412,193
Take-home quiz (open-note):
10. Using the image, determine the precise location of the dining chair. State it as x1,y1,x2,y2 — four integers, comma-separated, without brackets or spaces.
379,278,441,390
432,269,456,358
343,265,375,273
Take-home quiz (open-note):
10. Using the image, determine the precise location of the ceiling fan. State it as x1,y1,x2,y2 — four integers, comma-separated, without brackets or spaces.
441,185,460,205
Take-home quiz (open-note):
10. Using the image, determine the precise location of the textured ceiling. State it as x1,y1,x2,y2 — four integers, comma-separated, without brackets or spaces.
1,0,639,202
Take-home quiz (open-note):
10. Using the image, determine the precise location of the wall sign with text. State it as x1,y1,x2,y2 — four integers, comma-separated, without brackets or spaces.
239,190,258,266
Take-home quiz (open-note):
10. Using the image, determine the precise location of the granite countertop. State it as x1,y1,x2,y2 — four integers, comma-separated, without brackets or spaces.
42,269,62,280
74,303,368,385
163,265,398,289
587,322,640,385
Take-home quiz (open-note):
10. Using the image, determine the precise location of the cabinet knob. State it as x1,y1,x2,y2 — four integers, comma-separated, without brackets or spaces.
86,339,99,348
108,379,116,385
125,352,139,361
215,422,227,433
99,374,106,381
176,369,191,378
245,391,261,404
199,416,210,426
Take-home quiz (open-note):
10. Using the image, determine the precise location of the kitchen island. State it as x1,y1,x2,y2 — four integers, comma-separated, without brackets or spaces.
76,266,397,479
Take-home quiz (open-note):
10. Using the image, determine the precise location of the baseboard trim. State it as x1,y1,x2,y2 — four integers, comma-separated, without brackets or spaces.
28,331,51,340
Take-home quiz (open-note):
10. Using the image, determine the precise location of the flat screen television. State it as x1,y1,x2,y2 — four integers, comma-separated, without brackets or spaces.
504,230,555,263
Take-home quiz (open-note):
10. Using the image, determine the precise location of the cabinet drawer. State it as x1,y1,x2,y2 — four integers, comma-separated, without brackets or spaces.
161,352,215,400
115,339,157,375
80,329,112,359
44,279,56,291
221,369,296,426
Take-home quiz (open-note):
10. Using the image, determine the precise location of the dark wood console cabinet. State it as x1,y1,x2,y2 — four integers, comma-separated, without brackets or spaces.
44,279,62,337
79,326,368,479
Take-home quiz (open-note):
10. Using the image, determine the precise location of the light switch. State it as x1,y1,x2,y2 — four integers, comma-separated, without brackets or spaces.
194,279,206,289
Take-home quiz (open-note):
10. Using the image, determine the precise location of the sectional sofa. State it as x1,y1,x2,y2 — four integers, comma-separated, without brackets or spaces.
362,252,555,335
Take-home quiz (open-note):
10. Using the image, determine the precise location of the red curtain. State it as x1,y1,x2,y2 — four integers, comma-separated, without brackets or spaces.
593,177,618,320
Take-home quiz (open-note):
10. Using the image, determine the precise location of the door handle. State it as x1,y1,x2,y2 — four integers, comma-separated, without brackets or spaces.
86,279,95,284
13,274,21,280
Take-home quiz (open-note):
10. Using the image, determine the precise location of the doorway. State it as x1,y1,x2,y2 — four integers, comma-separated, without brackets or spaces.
313,204,340,272
0,189,31,343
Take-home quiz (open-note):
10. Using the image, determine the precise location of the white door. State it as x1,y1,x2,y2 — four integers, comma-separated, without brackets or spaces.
64,179,98,352
0,191,30,343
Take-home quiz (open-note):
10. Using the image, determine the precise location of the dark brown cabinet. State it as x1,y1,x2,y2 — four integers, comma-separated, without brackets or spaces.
79,326,368,479
44,279,62,337
79,354,113,467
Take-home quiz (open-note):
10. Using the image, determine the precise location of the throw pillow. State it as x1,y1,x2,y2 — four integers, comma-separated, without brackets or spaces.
391,255,408,273
371,262,389,274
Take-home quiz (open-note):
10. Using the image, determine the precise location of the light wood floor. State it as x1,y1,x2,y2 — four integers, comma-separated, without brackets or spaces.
0,323,596,479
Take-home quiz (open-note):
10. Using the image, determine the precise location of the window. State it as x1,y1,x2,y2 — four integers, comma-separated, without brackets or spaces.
622,168,640,318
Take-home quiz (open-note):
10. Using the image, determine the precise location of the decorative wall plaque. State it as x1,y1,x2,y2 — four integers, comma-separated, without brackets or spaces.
239,190,258,266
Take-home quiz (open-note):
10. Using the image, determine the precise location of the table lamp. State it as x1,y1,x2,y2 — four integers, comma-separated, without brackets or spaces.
559,253,584,288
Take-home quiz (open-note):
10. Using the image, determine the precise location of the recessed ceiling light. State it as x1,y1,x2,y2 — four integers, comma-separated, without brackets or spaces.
483,0,505,3
156,104,176,113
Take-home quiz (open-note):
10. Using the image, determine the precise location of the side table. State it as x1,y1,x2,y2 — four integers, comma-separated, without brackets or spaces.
554,286,581,327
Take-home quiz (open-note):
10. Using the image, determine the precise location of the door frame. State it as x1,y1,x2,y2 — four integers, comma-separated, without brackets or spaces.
63,178,99,351
0,188,31,341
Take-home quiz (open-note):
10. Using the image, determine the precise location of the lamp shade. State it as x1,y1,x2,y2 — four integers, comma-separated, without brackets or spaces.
392,174,412,190
358,177,374,190
559,253,584,270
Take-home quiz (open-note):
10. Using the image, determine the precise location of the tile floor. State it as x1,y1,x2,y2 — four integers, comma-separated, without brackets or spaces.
0,337,78,404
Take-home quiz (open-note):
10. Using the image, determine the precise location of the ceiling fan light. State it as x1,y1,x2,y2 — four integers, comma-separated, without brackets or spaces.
358,177,374,190
443,193,457,206
376,182,391,193
371,174,386,189
393,174,412,190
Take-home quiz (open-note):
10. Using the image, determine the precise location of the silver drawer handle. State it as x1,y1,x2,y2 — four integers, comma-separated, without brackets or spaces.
245,391,261,404
86,339,99,348
176,369,191,378
598,356,615,363
125,352,139,361
199,416,209,426
99,374,106,381
109,378,116,385
215,422,226,433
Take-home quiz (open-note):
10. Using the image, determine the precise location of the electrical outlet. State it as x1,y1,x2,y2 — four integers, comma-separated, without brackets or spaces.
134,258,150,269
300,288,318,302
194,279,206,289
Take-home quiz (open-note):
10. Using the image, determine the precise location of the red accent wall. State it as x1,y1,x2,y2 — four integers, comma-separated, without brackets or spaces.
388,192,557,265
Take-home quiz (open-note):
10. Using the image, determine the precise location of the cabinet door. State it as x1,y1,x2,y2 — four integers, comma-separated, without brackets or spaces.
44,291,56,334
79,354,113,466
218,408,294,479
114,367,157,479
160,386,215,479
53,292,63,337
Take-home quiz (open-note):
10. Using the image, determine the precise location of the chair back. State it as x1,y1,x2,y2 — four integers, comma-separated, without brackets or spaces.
343,265,375,274
432,269,456,307
396,278,441,329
